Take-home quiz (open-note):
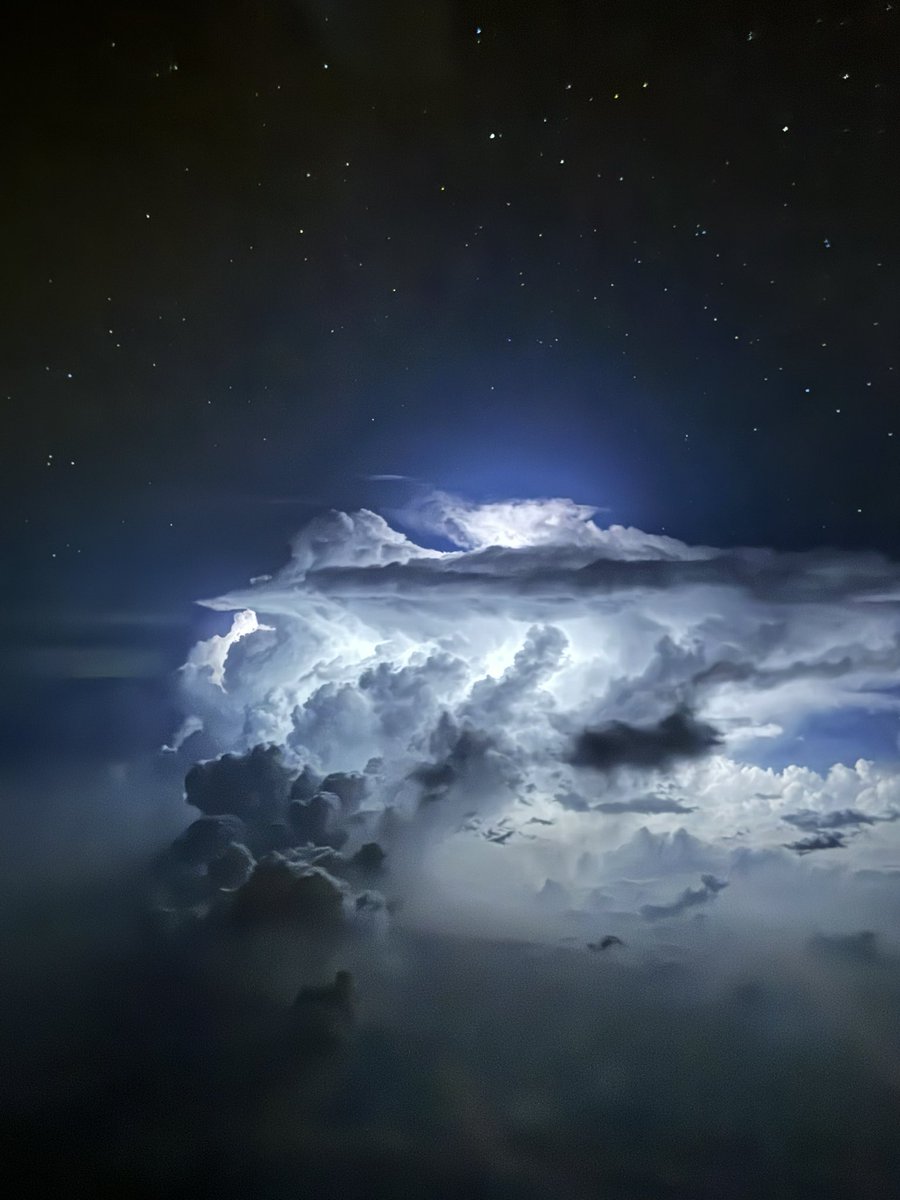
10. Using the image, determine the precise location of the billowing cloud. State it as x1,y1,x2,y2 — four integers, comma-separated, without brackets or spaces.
171,493,900,936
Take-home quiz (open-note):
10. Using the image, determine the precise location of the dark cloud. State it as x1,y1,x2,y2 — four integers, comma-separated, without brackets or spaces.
409,717,515,813
185,744,294,822
289,764,323,802
567,708,722,773
808,930,883,964
784,808,888,831
320,771,368,812
640,873,729,920
554,789,590,811
289,790,347,848
587,935,625,951
694,636,900,694
289,969,357,1053
784,831,848,855
408,759,457,792
350,841,387,873
207,841,255,892
171,814,247,865
593,794,698,815
230,855,348,931
275,544,900,607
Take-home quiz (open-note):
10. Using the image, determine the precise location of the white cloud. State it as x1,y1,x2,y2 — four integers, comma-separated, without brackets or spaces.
175,493,900,936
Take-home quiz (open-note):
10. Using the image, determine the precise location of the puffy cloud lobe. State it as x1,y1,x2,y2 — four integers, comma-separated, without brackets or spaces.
153,736,403,951
603,825,725,877
289,790,345,847
185,744,294,822
207,841,255,891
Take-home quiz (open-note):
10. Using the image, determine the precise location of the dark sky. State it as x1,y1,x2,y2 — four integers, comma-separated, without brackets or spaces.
5,11,900,1194
2,0,898,753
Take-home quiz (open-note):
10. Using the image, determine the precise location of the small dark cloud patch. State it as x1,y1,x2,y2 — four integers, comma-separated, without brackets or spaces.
784,831,848,855
290,969,356,1052
588,935,625,951
567,708,722,773
594,795,697,815
808,930,883,964
784,808,878,831
641,873,729,921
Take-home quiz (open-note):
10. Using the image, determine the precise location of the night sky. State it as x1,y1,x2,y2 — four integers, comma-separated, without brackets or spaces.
5,0,900,585
6,6,900,1196
6,0,899,758
0,0,897,755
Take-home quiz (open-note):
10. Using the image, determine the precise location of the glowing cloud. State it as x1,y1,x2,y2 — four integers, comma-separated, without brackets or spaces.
176,494,900,931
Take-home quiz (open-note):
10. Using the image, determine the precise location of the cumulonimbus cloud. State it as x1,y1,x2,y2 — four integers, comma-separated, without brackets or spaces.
172,493,900,931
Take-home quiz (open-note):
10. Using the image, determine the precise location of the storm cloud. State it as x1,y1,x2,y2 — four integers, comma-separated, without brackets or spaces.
8,495,900,1200
567,708,723,773
170,494,900,927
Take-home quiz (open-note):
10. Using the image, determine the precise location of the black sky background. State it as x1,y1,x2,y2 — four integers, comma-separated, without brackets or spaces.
1,0,899,760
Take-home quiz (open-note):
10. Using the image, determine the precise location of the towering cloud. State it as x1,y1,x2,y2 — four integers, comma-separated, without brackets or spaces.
171,494,900,931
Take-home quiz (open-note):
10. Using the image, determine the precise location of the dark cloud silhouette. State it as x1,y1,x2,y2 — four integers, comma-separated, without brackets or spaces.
567,708,722,773
320,771,368,812
289,790,346,848
171,814,247,865
185,744,294,822
588,935,625,951
290,969,357,1052
641,873,729,920
784,831,848,855
594,795,698,815
289,764,322,802
408,759,457,792
808,930,883,964
784,808,889,831
207,841,255,891
350,841,387,873
230,855,348,931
